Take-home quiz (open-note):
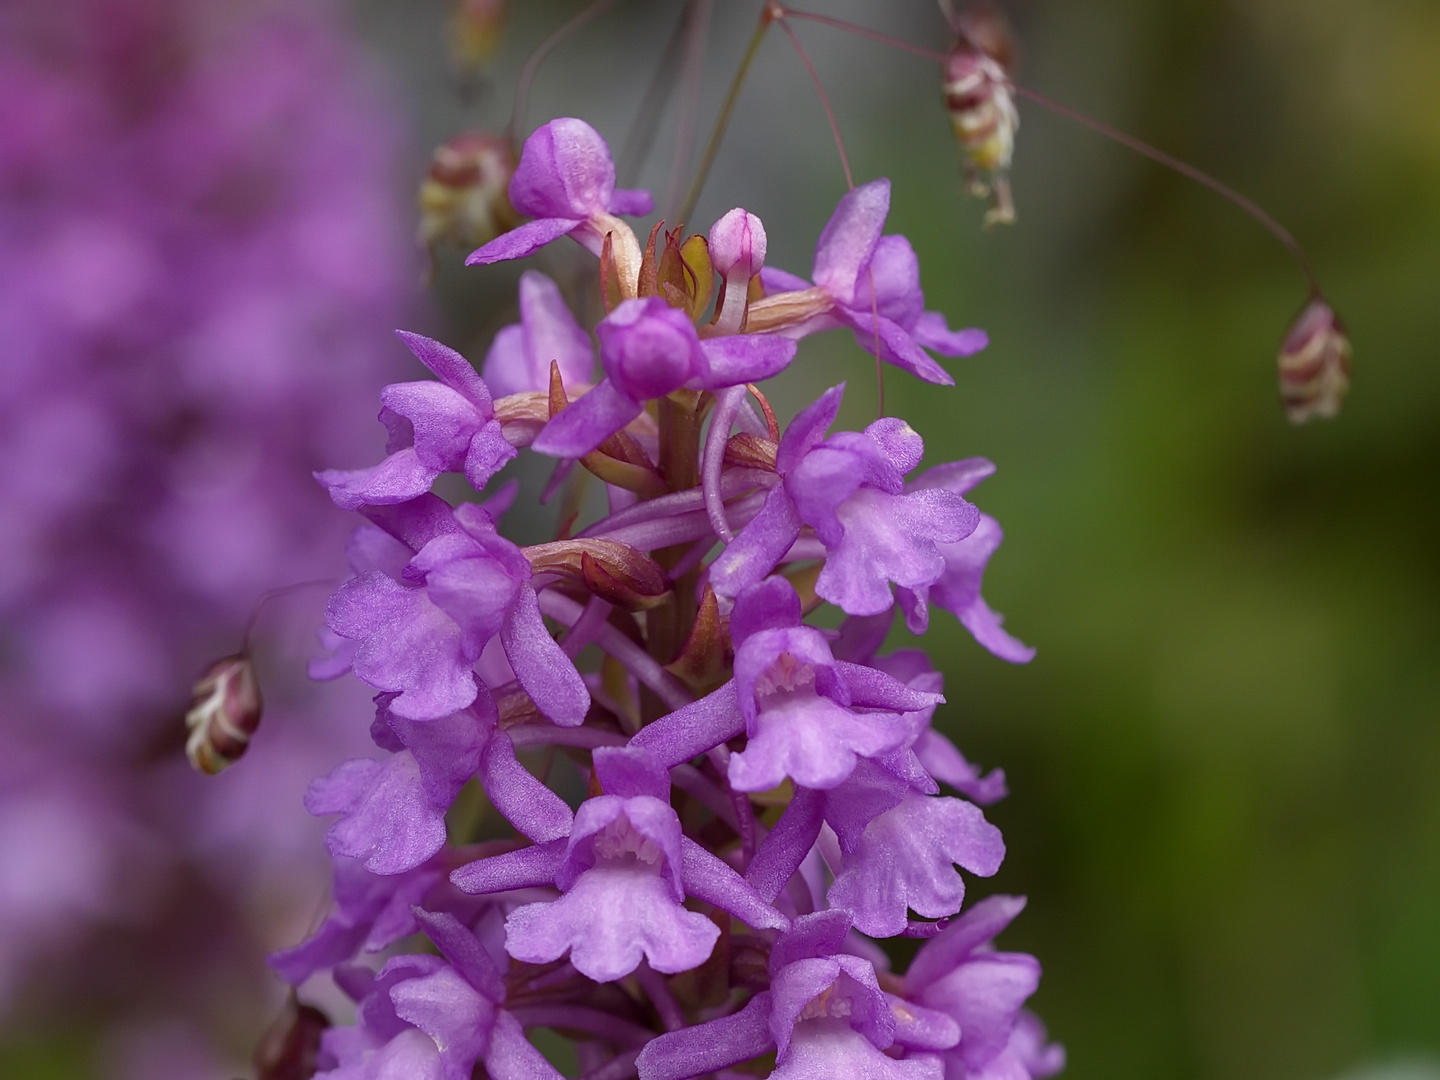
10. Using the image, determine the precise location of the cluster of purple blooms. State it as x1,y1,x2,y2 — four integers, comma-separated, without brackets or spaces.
0,0,410,1054
285,117,1063,1080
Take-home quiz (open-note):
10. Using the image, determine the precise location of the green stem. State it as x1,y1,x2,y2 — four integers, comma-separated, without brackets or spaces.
676,10,772,225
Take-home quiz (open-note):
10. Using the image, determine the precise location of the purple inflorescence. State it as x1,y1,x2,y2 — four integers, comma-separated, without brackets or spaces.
286,117,1061,1080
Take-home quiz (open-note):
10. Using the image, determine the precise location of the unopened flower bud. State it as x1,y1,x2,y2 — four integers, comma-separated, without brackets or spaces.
185,653,263,775
709,208,767,279
418,131,520,252
709,209,767,334
943,43,1019,227
524,539,670,610
1279,298,1351,423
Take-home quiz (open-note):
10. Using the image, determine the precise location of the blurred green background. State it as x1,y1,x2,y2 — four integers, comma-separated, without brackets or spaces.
10,0,1436,1076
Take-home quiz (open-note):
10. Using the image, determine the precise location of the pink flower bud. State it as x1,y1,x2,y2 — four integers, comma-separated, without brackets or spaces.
1279,298,1351,423
708,208,767,279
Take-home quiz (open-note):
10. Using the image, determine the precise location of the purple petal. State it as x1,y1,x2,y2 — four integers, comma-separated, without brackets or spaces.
729,576,803,648
629,681,746,768
827,793,1004,937
483,1010,567,1080
505,867,720,982
531,377,642,459
863,417,926,477
771,954,891,1058
464,421,519,491
908,458,996,499
887,995,961,1052
386,707,487,808
697,334,797,389
327,573,478,721
818,758,911,853
560,795,685,898
769,910,853,974
904,895,1029,992
960,595,1036,664
787,445,866,546
360,493,463,552
839,308,954,386
773,1024,941,1080
395,330,492,410
637,994,775,1080
746,787,826,904
760,266,815,294
593,745,669,801
481,324,533,399
451,839,567,894
913,730,1009,805
920,952,1042,1074
467,217,580,266
680,836,788,930
832,662,943,714
861,235,924,328
412,536,521,658
812,178,891,305
389,967,494,1080
500,586,591,726
519,270,594,390
347,523,416,578
481,731,575,842
1009,1010,1066,1079
709,487,803,601
309,754,448,875
913,311,988,357
412,908,506,1003
729,696,909,792
317,450,439,511
608,187,654,216
816,488,979,617
509,118,616,220
326,1028,444,1080
776,385,845,474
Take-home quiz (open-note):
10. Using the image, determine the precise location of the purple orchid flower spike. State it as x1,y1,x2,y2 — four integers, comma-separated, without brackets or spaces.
324,495,590,724
467,118,652,267
482,270,596,397
901,895,1058,1080
710,385,980,617
317,331,517,511
450,745,786,983
533,297,796,460
897,458,1035,663
749,179,988,386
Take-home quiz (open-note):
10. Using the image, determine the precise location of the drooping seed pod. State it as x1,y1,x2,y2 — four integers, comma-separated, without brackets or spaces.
184,653,263,775
1279,297,1352,423
450,0,507,76
943,43,1020,226
254,996,329,1080
417,131,520,254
